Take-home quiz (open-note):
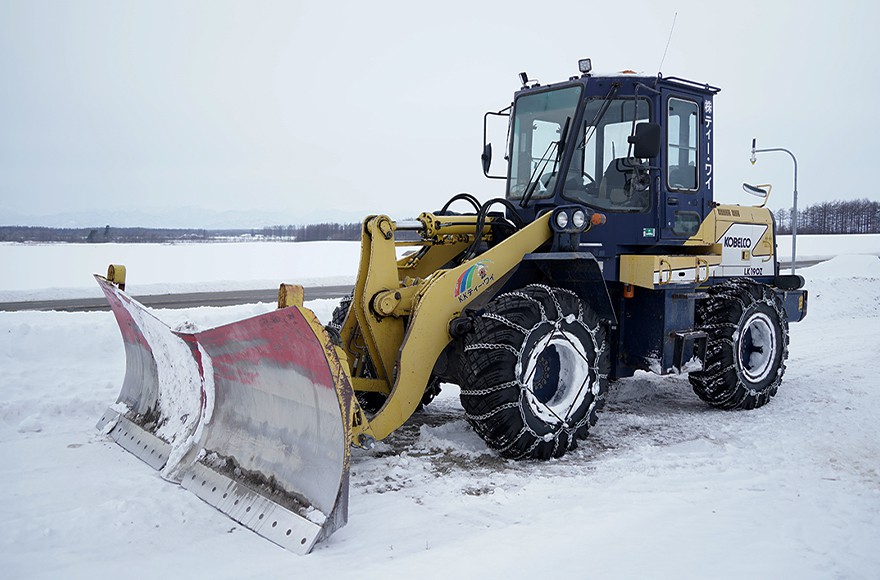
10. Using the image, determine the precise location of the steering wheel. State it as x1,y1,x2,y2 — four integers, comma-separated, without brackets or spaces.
538,172,559,192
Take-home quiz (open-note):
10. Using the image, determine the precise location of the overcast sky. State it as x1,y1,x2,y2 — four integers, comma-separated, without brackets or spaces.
1,0,878,226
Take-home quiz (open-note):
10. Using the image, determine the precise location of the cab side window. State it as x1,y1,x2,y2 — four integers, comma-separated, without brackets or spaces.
667,98,698,191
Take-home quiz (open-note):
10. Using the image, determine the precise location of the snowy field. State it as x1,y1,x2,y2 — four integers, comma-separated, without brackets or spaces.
1,240,879,579
2,234,879,302
0,240,361,301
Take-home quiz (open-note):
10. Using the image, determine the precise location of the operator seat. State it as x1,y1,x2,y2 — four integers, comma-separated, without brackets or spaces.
598,157,650,210
598,158,629,201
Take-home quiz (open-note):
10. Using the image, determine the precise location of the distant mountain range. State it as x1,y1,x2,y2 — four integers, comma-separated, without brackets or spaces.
0,206,376,229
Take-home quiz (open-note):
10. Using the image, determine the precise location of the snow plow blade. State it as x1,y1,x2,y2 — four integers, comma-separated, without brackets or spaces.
95,276,354,554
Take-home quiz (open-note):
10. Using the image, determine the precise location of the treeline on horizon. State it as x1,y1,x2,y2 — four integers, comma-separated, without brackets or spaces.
0,222,364,243
774,198,879,234
1,199,879,242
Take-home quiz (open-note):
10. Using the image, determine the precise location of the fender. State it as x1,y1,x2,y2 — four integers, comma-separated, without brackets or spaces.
511,251,617,325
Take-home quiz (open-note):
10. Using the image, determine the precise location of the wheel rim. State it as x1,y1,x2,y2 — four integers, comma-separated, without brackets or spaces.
521,328,592,424
738,311,777,384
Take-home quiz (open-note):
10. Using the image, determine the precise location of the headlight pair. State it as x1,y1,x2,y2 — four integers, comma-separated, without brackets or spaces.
552,206,588,233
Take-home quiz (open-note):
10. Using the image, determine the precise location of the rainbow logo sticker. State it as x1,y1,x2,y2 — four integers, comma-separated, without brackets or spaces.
454,261,493,302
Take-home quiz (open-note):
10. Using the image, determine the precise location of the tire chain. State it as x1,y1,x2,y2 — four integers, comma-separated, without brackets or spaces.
460,284,609,459
689,278,788,409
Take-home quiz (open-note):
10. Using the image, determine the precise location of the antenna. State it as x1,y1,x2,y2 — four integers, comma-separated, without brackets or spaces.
658,12,678,74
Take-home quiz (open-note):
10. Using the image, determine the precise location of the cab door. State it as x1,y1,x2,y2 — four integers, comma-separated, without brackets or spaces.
659,89,712,242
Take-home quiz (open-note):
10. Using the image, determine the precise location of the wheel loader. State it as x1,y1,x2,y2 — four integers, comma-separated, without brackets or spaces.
95,59,808,554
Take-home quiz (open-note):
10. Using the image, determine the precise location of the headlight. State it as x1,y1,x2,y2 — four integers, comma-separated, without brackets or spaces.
555,211,569,229
572,209,586,229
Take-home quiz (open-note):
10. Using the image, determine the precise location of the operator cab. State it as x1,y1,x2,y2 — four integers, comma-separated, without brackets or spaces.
484,60,720,265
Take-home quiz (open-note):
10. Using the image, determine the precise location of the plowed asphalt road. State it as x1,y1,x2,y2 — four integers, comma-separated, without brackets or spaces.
0,285,354,312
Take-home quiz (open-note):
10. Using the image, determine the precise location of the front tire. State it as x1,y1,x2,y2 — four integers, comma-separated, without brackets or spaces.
689,279,789,410
458,285,609,459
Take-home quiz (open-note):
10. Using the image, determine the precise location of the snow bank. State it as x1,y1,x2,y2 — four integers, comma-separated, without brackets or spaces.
798,255,880,321
799,253,880,279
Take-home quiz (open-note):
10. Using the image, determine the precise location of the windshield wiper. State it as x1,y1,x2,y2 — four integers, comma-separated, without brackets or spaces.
578,83,620,151
520,116,571,208
552,116,571,174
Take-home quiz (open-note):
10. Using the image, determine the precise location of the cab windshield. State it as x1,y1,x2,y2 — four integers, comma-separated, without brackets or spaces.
507,86,581,201
563,97,652,212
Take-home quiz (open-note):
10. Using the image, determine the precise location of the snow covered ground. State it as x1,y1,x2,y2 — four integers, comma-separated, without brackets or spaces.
1,241,879,579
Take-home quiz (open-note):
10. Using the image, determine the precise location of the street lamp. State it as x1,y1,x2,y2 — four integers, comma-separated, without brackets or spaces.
750,139,799,275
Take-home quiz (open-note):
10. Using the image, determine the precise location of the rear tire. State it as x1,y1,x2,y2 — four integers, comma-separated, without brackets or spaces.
330,293,440,413
458,285,609,459
328,294,384,412
327,293,352,333
689,279,789,409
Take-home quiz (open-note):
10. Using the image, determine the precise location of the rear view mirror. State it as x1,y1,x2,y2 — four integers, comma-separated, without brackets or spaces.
629,122,661,159
483,109,510,180
742,182,768,197
743,182,772,207
481,143,492,176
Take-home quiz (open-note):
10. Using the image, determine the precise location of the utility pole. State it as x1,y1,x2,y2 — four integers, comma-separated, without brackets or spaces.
751,139,798,275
